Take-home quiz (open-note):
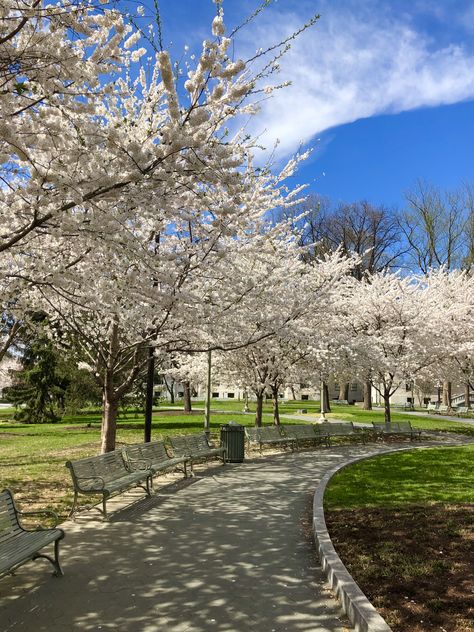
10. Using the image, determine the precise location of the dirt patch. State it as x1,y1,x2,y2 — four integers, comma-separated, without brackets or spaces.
325,503,474,631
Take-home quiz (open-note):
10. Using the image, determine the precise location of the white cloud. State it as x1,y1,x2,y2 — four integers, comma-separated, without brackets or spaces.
237,3,474,158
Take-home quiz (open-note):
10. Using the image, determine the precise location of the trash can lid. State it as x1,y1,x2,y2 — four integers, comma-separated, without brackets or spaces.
221,420,243,429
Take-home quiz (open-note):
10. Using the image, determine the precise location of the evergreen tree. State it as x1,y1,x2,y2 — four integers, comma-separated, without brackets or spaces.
8,338,64,423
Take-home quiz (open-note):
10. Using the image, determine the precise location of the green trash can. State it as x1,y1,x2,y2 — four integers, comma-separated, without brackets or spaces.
220,421,245,462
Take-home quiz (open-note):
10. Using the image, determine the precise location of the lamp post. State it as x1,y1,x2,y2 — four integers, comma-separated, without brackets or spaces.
144,346,155,443
319,376,327,422
204,349,212,434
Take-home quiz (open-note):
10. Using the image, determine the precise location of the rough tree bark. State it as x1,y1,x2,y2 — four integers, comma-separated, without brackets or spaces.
442,380,452,407
99,321,144,453
255,391,264,427
272,384,280,425
183,381,192,413
363,380,372,410
464,382,470,408
383,386,391,424
338,382,349,401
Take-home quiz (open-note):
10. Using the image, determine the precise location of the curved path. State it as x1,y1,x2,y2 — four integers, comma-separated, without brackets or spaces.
1,436,471,631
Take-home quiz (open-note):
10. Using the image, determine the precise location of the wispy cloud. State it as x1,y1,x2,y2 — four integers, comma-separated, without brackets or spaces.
235,1,474,158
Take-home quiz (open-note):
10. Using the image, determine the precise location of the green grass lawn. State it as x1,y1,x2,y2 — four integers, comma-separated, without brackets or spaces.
324,444,474,509
0,400,472,519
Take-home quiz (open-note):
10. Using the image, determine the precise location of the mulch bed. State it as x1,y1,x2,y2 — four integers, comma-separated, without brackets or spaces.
325,503,474,631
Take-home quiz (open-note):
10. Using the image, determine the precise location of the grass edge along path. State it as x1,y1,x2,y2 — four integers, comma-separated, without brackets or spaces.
324,444,474,632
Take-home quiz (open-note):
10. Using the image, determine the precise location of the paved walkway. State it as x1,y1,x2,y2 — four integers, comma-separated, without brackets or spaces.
1,436,471,632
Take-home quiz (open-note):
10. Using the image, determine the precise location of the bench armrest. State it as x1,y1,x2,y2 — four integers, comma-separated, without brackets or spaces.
17,508,60,529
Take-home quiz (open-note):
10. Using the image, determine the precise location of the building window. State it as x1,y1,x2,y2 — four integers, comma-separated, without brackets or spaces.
407,397,412,403
212,392,219,398
301,394,309,401
178,391,184,397
405,383,412,391
227,392,235,398
334,383,340,391
279,393,284,398
350,383,358,392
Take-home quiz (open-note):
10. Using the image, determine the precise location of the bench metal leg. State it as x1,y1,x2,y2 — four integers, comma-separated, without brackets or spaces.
102,496,108,521
68,491,79,519
145,476,152,497
33,539,64,577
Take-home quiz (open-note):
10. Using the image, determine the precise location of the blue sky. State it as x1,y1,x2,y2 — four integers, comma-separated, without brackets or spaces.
132,0,474,209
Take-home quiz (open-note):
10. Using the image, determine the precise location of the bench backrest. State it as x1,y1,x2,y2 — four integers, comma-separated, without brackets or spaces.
0,490,21,543
245,427,259,442
281,424,317,439
125,441,169,464
65,450,129,486
259,426,284,440
185,433,211,452
396,421,413,432
372,422,396,431
167,435,190,457
320,422,356,435
456,407,469,413
244,427,284,442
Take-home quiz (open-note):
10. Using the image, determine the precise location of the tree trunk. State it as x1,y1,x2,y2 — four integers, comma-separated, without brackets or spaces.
101,388,119,453
338,382,349,401
363,380,372,410
272,385,280,425
442,380,452,407
165,377,175,404
464,382,470,408
0,321,22,364
323,382,331,413
255,392,264,427
183,381,192,413
290,386,297,400
383,388,391,424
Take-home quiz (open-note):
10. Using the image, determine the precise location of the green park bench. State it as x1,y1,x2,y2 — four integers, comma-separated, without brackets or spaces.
167,433,226,474
124,440,189,479
65,449,153,520
455,406,471,417
319,421,369,444
281,424,330,449
372,421,422,440
245,426,296,454
0,488,65,579
426,402,438,412
435,405,450,415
